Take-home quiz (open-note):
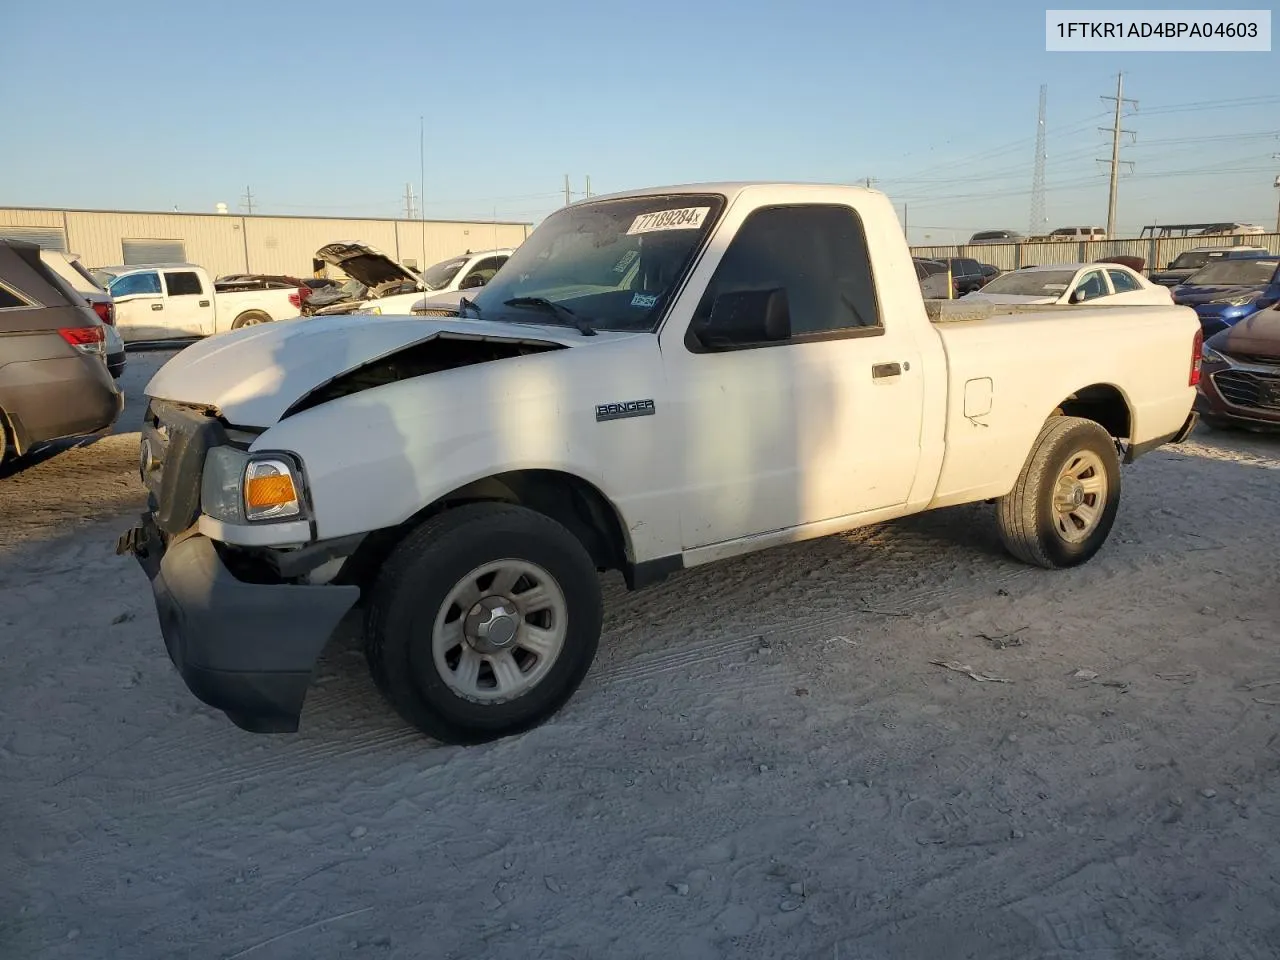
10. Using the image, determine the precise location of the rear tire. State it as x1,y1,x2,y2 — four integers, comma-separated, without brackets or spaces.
996,416,1121,569
365,503,603,745
232,310,271,329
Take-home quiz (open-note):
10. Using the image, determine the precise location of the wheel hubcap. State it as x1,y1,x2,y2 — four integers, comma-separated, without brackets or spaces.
432,559,568,703
1051,449,1107,543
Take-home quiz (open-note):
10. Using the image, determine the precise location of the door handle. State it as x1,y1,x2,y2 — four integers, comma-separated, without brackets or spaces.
151,303,164,311
198,299,210,307
872,362,902,379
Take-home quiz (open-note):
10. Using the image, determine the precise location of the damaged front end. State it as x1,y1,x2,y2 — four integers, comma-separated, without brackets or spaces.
283,333,565,417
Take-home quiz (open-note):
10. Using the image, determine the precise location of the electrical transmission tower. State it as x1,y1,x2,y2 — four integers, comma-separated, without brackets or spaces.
240,185,255,215
1029,85,1047,236
403,183,418,219
1098,73,1138,238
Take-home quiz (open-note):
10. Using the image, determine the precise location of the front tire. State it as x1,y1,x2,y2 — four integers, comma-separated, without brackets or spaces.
365,503,603,744
996,416,1121,569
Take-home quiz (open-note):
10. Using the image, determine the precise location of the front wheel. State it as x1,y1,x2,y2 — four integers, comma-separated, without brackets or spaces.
995,416,1121,569
365,503,603,744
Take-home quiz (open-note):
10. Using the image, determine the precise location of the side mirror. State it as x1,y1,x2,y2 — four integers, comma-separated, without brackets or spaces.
691,288,791,349
459,273,487,290
1070,288,1087,304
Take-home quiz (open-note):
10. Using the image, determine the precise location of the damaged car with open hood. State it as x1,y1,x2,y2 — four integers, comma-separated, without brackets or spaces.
117,182,1200,745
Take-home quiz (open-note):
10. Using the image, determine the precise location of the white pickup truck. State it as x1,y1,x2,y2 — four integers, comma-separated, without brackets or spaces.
118,182,1201,745
92,263,303,342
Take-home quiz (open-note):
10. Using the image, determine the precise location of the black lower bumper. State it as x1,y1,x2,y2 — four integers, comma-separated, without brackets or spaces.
118,515,360,733
1123,411,1198,463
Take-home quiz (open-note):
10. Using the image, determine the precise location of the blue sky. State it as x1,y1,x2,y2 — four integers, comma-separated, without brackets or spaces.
1,0,1275,241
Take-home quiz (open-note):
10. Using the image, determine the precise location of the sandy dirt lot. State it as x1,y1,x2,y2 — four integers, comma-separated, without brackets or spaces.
3,351,1280,959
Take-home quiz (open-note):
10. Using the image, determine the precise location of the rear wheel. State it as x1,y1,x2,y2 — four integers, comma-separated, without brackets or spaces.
365,503,603,744
232,310,271,329
996,416,1121,569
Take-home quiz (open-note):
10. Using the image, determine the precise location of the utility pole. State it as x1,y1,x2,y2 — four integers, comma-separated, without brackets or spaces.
585,175,591,199
403,182,418,219
903,203,909,242
863,177,876,190
564,174,571,207
1099,73,1137,239
240,185,255,215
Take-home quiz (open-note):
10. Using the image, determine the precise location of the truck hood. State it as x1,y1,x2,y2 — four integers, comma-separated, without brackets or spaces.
315,242,422,293
144,313,640,426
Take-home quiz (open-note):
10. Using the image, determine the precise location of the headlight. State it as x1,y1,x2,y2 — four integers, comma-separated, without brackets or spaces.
1201,345,1229,365
1208,294,1258,306
201,448,305,524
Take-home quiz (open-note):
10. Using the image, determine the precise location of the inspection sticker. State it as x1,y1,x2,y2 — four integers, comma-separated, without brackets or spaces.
626,206,710,235
631,293,658,308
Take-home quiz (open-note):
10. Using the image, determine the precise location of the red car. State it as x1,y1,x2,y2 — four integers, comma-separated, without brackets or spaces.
1195,303,1280,429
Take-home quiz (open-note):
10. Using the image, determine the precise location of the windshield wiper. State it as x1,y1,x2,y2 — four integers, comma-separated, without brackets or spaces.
503,297,597,336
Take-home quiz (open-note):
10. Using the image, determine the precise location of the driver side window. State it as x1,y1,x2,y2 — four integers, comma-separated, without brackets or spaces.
461,256,508,289
110,272,161,298
693,204,882,345
1074,270,1108,301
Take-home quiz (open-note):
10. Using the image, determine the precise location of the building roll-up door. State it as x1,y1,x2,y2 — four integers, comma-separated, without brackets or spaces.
122,239,187,264
0,226,68,251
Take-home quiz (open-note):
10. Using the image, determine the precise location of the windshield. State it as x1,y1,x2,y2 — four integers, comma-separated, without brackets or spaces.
471,194,725,332
1170,252,1214,270
422,256,468,291
980,269,1077,297
1185,259,1279,286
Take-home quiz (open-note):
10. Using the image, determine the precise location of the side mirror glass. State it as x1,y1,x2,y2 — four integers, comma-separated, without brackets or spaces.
692,288,791,349
1070,288,1087,303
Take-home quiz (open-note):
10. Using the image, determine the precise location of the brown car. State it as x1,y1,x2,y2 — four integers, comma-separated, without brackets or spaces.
1196,304,1280,429
0,239,123,464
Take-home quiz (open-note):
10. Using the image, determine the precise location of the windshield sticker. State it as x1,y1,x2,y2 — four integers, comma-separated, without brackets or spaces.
631,293,658,308
626,206,710,236
613,249,639,274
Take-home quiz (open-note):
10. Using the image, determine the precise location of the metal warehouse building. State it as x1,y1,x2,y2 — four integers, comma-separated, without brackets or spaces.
0,207,532,278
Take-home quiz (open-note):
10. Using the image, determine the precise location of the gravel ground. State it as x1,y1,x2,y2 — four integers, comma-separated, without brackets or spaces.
3,351,1280,959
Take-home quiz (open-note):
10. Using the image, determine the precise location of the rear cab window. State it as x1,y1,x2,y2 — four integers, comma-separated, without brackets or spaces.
164,271,204,296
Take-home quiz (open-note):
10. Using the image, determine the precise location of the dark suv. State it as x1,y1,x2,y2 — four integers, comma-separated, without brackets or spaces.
938,258,987,296
0,239,122,465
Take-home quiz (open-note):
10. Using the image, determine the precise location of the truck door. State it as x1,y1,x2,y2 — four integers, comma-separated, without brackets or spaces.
161,270,214,335
108,271,165,342
661,199,925,549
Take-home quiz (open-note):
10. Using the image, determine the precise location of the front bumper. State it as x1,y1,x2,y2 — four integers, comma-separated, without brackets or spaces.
118,515,359,733
1196,367,1280,427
